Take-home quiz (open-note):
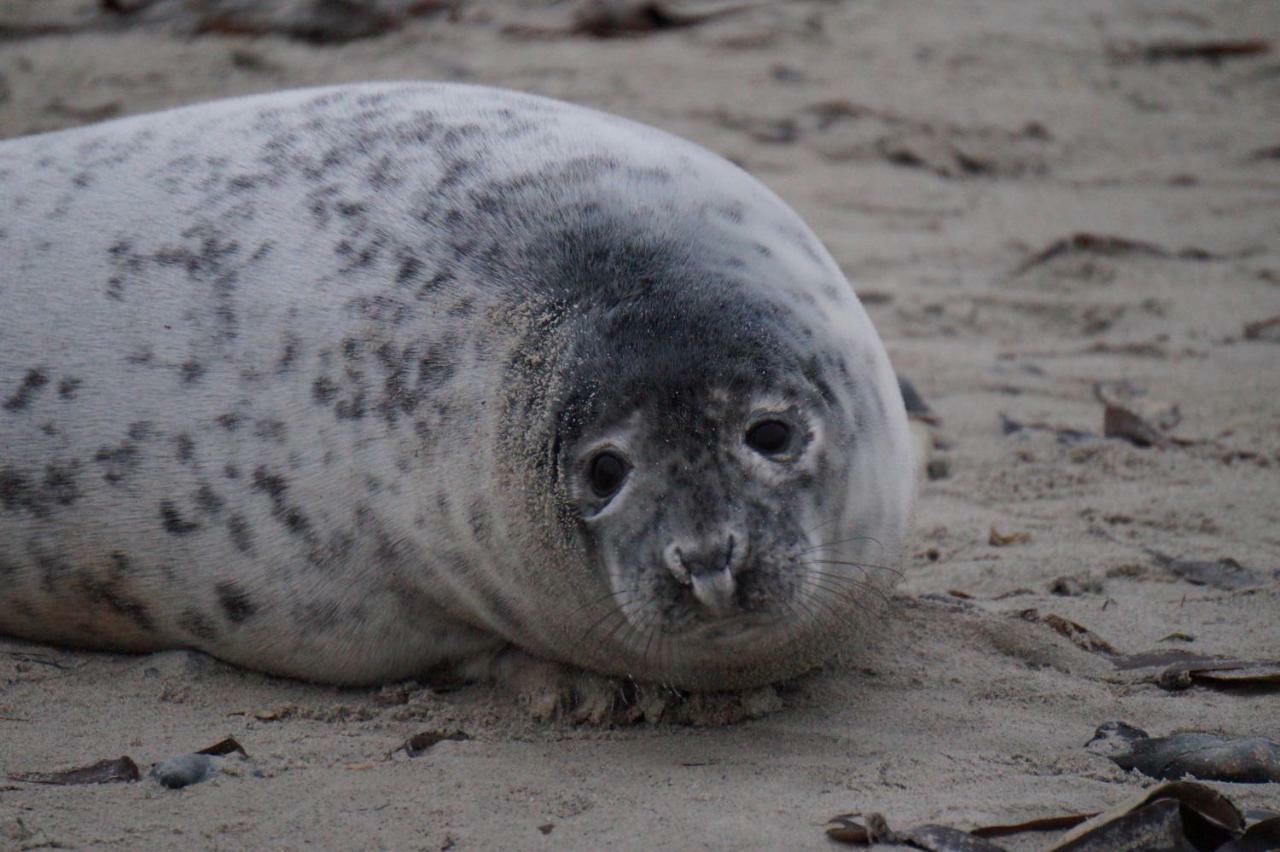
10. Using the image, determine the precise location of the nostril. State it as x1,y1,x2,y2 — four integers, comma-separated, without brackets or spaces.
665,543,691,586
666,534,742,583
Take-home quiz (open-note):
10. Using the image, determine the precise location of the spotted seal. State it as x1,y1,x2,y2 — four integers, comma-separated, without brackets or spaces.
0,83,914,722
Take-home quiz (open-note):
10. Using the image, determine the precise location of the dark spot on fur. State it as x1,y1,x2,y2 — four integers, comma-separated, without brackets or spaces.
226,514,254,553
216,581,257,624
282,508,309,534
467,500,489,542
179,608,218,641
224,464,240,479
128,421,153,442
57,377,82,399
312,377,338,403
194,484,224,514
252,465,312,538
94,434,141,484
277,334,300,373
216,412,243,431
0,468,33,513
4,369,49,412
79,572,154,633
159,500,200,535
180,360,205,384
416,269,455,300
396,255,422,285
42,461,80,507
253,419,287,442
175,433,196,463
335,394,367,420
252,467,288,501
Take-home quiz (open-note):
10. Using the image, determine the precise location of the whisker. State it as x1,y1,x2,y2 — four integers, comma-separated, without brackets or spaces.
793,534,883,558
564,586,641,624
799,558,903,580
573,589,642,647
801,572,894,609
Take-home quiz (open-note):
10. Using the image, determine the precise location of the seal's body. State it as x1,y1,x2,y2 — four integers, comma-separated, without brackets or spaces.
0,84,913,701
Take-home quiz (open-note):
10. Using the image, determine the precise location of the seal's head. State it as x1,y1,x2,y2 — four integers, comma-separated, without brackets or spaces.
500,219,915,691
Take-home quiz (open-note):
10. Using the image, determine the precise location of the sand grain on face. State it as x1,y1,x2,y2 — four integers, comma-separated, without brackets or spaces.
1,0,1278,848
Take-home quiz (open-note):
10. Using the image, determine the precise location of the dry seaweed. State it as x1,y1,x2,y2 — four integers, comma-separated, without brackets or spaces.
572,1,758,37
827,814,1009,849
998,413,1094,444
1138,39,1271,63
989,527,1031,547
1220,817,1280,851
898,376,940,425
825,781,1262,849
397,729,471,757
1146,548,1269,591
7,756,141,785
1243,315,1280,342
1011,232,1222,276
1103,403,1166,448
197,736,248,757
1018,610,1118,656
1088,723,1280,784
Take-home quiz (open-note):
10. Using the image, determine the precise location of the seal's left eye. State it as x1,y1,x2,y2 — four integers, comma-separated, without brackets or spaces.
588,451,629,499
745,420,791,456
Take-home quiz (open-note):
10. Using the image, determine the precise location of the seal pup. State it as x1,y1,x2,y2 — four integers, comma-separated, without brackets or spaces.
0,83,914,722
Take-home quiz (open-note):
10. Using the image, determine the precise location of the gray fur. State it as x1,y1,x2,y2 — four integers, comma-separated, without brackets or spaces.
0,83,913,691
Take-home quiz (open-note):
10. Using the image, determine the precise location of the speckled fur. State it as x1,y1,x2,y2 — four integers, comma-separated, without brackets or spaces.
0,83,913,693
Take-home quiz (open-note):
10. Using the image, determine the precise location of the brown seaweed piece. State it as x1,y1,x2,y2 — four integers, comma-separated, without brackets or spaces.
1011,232,1223,276
7,756,141,785
571,0,760,38
1103,403,1167,448
1243,315,1280,342
898,377,940,425
1018,609,1118,656
1220,817,1280,852
197,736,248,757
1146,548,1269,591
1050,781,1243,850
396,729,471,758
1139,39,1271,63
1088,723,1280,784
827,813,1010,850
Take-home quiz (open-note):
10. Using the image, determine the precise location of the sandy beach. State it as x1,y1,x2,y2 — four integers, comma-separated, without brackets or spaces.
2,1,1278,848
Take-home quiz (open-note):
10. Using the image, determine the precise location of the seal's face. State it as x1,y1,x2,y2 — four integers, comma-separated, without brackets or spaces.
569,384,835,645
543,291,904,687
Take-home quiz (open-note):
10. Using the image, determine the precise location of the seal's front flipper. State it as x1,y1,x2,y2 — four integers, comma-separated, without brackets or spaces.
487,646,781,726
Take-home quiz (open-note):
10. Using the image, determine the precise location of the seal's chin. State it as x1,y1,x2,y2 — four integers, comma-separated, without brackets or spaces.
669,613,782,644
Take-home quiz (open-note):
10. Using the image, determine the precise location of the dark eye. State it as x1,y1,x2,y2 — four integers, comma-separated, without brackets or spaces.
745,420,791,456
588,451,629,499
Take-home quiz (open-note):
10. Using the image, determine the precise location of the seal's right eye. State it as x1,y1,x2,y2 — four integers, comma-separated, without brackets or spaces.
745,420,791,456
588,451,629,499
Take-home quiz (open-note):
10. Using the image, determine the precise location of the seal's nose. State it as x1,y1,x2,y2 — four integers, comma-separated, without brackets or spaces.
665,535,741,616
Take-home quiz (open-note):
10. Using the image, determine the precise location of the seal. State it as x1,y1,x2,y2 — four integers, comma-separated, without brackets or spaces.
0,83,914,722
